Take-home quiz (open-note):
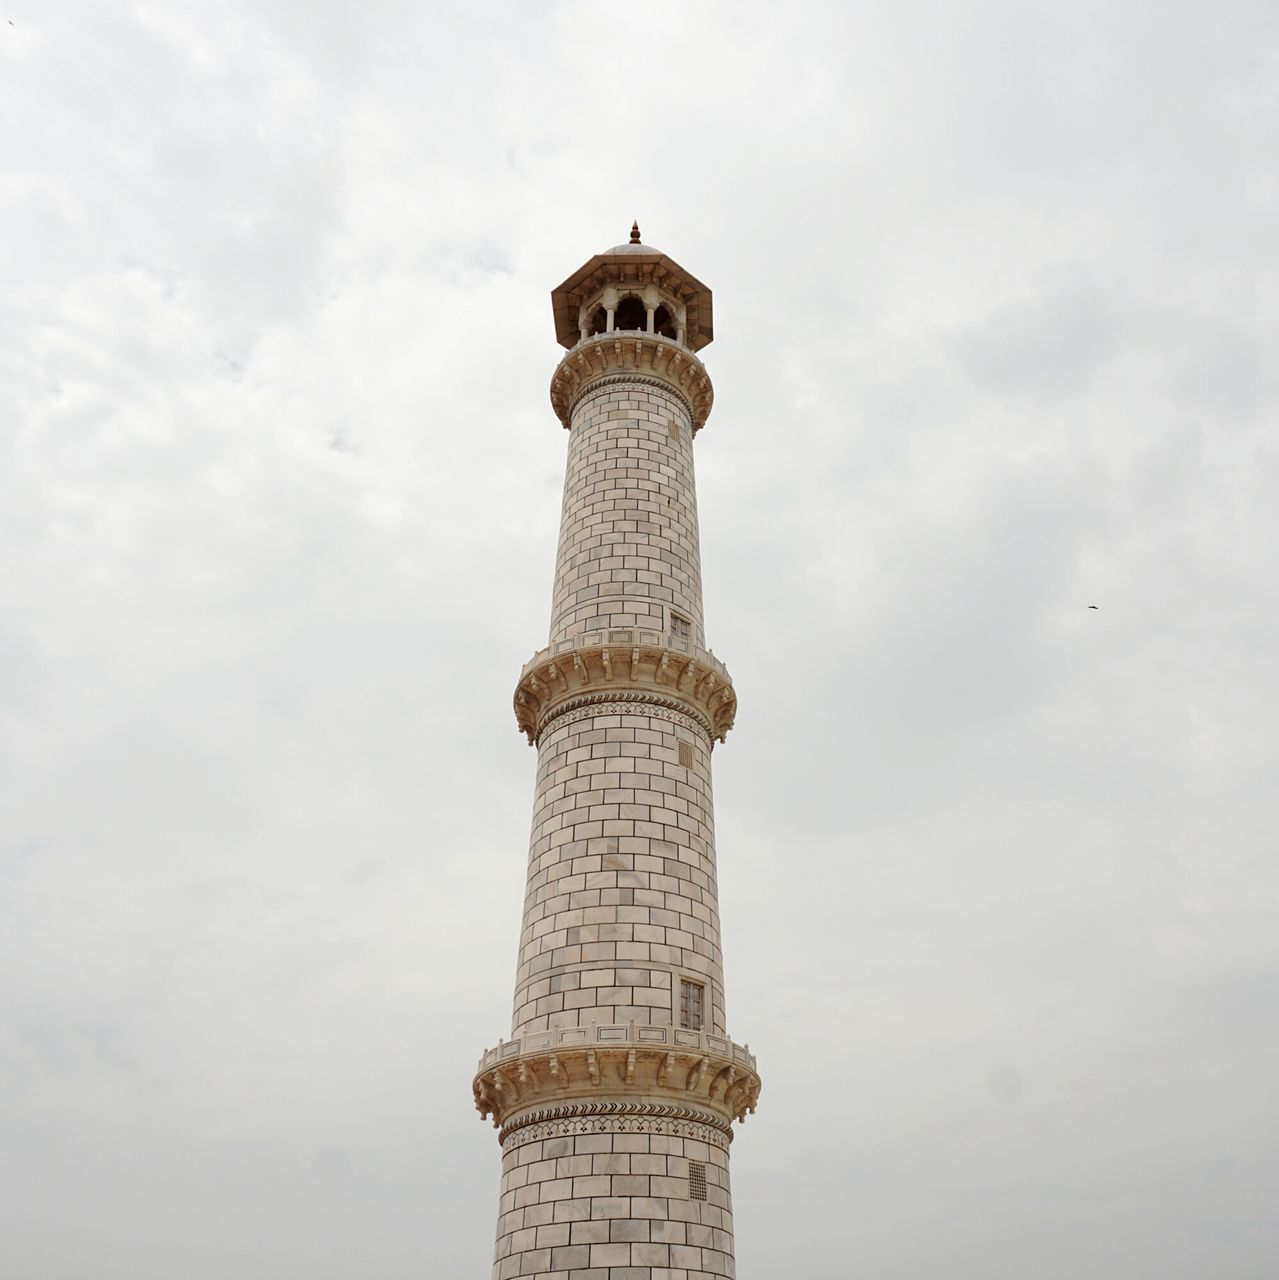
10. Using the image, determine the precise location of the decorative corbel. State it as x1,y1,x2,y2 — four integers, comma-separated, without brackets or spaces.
573,653,589,686
656,653,672,684
625,1048,637,1085
518,1061,539,1096
657,1052,675,1088
490,1069,511,1114
587,1050,600,1087
688,1055,711,1093
713,1065,737,1100
601,649,613,680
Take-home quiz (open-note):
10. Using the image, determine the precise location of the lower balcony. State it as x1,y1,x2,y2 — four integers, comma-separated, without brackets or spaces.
472,1021,761,1134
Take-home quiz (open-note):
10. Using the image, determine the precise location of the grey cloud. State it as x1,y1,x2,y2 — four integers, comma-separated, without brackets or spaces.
952,270,1122,395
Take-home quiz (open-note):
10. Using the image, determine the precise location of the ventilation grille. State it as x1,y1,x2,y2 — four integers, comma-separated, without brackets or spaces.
678,741,694,769
689,1160,707,1201
669,419,680,439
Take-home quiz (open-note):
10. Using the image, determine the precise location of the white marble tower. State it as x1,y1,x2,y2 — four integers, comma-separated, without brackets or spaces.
473,225,761,1280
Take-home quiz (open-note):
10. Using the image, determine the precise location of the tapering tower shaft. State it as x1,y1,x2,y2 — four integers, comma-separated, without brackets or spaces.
512,374,728,1041
548,374,707,650
474,231,760,1280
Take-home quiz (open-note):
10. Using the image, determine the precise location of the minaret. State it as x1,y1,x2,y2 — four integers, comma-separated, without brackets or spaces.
473,225,761,1280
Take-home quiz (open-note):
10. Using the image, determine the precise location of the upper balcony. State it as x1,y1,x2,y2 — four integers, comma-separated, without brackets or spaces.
550,224,714,353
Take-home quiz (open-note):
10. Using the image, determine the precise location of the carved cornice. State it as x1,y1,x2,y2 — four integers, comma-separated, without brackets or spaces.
472,1023,762,1137
550,332,714,432
513,629,737,745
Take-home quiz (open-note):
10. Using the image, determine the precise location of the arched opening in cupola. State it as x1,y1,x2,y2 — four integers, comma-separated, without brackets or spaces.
589,306,607,336
654,305,676,339
614,296,647,331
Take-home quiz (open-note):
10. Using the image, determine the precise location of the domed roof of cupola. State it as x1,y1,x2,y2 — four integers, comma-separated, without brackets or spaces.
550,222,714,351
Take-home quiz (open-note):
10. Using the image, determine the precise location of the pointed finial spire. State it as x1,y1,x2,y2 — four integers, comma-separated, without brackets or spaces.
629,220,641,245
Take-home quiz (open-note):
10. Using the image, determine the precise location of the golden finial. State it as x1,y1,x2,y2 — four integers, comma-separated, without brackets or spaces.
629,220,641,244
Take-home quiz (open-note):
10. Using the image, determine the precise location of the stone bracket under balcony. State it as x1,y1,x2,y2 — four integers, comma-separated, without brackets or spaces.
513,629,737,746
549,331,715,432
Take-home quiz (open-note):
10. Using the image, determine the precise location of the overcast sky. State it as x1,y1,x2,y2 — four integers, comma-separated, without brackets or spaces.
2,2,1278,1277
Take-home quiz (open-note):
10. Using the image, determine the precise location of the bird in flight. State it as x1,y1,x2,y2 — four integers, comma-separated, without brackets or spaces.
1088,605,1099,610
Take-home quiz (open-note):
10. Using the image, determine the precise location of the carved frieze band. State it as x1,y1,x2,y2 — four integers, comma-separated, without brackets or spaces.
500,1101,733,1151
569,373,694,426
542,691,714,744
544,699,712,745
549,333,714,432
514,635,737,745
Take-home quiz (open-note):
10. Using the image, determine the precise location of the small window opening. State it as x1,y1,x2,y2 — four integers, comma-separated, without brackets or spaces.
678,741,694,769
614,296,646,331
679,979,704,1031
590,306,607,336
688,1159,707,1201
654,305,676,339
669,612,691,642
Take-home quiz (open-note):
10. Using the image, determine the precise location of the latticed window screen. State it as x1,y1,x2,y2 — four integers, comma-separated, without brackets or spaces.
669,612,691,642
678,740,694,769
679,979,704,1031
688,1160,708,1201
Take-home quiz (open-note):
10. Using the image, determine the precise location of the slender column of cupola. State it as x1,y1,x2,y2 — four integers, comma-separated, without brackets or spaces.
473,226,761,1280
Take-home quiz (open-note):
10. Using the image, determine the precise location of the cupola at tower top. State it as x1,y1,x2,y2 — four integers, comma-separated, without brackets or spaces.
550,221,714,351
